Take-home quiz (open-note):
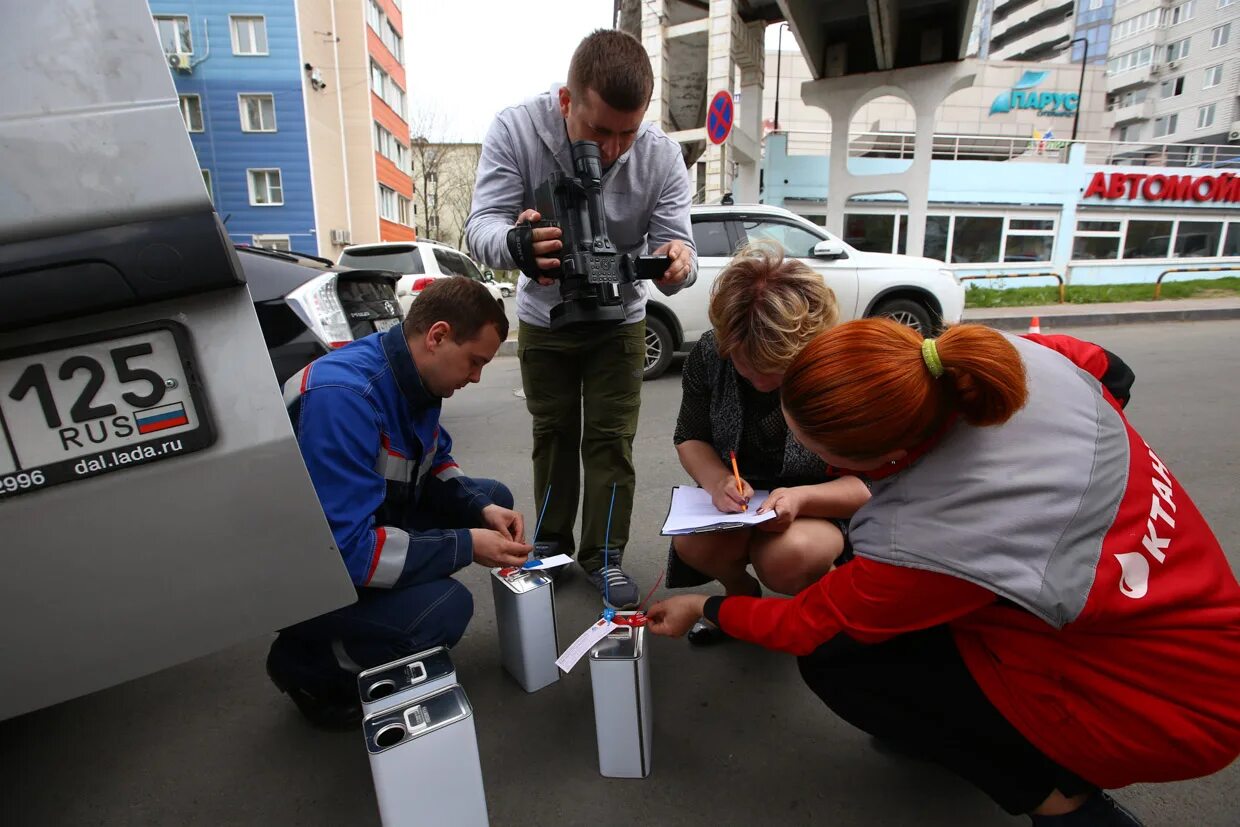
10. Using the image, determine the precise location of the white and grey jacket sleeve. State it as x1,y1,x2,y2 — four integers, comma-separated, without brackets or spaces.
465,117,526,270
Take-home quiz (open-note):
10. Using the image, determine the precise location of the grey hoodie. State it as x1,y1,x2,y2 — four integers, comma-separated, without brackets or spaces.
465,87,696,328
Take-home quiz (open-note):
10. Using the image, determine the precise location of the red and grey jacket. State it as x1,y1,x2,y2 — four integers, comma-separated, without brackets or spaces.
705,333,1240,788
283,325,491,589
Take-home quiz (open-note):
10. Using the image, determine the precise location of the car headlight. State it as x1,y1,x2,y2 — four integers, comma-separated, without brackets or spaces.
286,273,354,349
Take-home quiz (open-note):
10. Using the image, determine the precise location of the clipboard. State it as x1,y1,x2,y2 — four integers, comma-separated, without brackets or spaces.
659,485,776,535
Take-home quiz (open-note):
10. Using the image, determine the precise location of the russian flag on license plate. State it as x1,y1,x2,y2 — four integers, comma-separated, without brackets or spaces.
134,401,189,434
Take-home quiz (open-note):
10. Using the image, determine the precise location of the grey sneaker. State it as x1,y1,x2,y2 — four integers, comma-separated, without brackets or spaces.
587,565,640,609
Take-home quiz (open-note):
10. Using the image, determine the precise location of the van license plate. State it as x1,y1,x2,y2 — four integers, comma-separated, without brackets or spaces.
0,322,214,499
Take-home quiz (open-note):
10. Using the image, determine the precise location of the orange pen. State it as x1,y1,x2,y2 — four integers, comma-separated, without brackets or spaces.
729,450,746,512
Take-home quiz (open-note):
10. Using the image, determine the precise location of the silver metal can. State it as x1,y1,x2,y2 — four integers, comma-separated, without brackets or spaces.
363,684,489,826
357,645,456,715
489,566,559,693
588,613,652,778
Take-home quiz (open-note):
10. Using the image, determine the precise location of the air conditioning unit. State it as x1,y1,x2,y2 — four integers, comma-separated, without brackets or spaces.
1228,121,1240,142
330,228,351,246
1167,60,1181,70
167,52,192,72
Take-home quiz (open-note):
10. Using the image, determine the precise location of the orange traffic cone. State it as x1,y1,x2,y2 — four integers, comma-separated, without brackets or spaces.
1028,316,1041,334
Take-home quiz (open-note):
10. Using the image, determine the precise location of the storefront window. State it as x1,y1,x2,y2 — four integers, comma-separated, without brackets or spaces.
1224,223,1239,257
897,215,907,255
843,213,896,253
950,217,1002,263
1123,220,1173,258
1174,221,1223,257
924,215,950,261
1004,218,1055,262
1074,236,1120,259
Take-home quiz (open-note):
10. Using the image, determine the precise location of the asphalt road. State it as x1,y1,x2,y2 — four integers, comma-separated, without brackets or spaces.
2,320,1238,826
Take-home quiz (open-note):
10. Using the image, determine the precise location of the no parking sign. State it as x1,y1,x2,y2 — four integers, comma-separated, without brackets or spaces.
707,90,733,145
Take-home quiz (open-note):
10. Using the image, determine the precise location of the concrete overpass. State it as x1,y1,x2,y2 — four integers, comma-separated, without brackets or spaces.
621,0,982,257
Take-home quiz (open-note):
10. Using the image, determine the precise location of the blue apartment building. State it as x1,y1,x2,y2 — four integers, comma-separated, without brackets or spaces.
149,0,315,251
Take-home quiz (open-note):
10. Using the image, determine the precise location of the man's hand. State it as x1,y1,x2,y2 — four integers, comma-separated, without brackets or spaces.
710,473,752,514
516,209,563,285
755,487,802,533
647,594,709,637
651,239,693,286
481,504,526,543
470,528,533,569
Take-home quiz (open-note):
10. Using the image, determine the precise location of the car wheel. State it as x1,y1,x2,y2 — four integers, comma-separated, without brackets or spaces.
643,316,674,381
500,286,513,297
872,298,935,335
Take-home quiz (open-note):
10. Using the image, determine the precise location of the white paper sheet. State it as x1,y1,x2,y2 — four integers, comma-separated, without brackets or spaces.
521,553,574,570
555,618,618,673
659,485,776,535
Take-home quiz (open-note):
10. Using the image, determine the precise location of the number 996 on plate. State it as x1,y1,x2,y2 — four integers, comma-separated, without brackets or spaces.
0,322,215,499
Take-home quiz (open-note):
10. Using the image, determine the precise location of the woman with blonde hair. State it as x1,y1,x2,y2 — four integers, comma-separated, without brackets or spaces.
668,242,870,644
650,318,1240,825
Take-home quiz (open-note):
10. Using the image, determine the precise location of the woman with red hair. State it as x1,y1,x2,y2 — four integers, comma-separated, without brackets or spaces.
648,319,1240,826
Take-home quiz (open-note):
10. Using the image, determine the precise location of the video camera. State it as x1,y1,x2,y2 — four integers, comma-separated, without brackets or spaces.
531,140,670,330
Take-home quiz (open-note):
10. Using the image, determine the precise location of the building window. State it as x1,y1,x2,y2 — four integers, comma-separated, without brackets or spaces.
374,123,410,171
1003,218,1055,263
1165,38,1191,62
1210,23,1231,49
1203,64,1223,88
1224,223,1239,256
1124,220,1173,258
1117,123,1142,142
383,21,403,60
1107,46,1154,75
367,0,383,31
1160,77,1185,98
239,94,277,132
153,15,192,54
369,61,405,118
1113,8,1164,42
1197,103,1217,129
1153,113,1179,138
924,215,950,261
1073,220,1122,260
201,169,213,204
1168,1,1196,24
252,234,291,251
398,196,411,226
379,185,400,223
230,16,268,56
248,169,284,206
179,94,203,132
1174,221,1223,257
1221,0,1237,7
843,214,897,253
949,217,1002,264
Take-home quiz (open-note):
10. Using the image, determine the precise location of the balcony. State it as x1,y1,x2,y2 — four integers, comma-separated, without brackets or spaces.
1109,98,1154,124
1106,63,1157,94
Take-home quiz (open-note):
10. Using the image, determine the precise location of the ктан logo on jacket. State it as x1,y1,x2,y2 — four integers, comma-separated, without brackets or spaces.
990,70,1079,118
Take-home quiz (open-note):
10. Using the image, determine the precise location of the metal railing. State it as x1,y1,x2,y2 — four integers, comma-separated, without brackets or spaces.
779,130,1240,168
1154,266,1240,300
959,271,1066,303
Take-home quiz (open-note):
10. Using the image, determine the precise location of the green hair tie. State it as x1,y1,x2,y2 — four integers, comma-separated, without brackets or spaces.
921,338,944,378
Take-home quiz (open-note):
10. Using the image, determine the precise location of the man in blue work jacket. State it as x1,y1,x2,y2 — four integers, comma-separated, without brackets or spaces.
267,276,531,727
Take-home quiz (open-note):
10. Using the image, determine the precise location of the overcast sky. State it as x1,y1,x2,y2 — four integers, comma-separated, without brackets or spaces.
403,0,617,143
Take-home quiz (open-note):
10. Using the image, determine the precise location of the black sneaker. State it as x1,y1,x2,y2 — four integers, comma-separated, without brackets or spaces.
266,642,361,730
1029,792,1144,827
587,565,640,609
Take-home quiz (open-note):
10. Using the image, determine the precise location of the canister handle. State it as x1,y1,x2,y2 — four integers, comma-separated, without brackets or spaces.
406,661,427,685
403,704,431,734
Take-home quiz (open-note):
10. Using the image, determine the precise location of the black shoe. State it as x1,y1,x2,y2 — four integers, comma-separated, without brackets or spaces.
1029,792,1144,827
687,618,730,646
266,642,361,730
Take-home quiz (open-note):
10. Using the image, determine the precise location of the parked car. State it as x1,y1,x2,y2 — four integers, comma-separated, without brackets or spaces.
641,204,966,380
241,245,404,385
337,240,504,314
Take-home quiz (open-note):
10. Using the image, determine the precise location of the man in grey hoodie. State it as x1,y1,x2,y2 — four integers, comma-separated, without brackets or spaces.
466,29,696,608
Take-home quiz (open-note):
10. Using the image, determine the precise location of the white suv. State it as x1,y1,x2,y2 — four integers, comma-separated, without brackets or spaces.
338,239,505,314
642,204,965,379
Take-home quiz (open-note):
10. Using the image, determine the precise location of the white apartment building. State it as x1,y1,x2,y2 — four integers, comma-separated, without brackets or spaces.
990,0,1079,61
1106,0,1239,150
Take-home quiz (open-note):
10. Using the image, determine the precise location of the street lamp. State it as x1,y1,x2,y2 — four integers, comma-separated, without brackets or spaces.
1069,36,1089,142
773,23,789,132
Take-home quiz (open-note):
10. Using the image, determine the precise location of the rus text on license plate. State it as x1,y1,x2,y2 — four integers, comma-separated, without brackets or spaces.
0,322,214,499
373,317,401,332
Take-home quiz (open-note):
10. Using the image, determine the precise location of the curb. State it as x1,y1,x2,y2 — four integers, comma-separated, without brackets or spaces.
964,306,1240,331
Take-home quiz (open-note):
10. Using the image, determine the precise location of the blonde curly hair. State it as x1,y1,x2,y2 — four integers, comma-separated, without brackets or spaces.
707,241,840,374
